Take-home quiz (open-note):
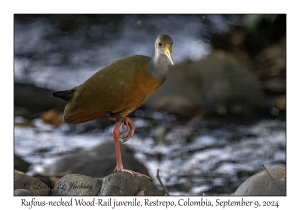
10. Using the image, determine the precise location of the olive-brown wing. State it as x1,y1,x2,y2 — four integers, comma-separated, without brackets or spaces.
63,56,153,123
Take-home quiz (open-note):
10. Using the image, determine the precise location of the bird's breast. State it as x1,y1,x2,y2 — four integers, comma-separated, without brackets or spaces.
116,70,162,118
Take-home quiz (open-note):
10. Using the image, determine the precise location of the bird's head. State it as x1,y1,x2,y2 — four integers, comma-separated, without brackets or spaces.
156,34,174,65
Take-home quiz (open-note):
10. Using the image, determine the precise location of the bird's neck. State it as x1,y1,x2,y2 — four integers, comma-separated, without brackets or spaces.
148,53,169,84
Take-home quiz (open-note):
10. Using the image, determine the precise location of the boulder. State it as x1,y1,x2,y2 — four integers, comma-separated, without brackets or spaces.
14,189,34,196
52,174,101,196
14,82,66,118
234,166,286,195
52,172,164,196
99,172,163,196
145,51,266,118
41,141,149,179
14,170,51,196
14,154,30,172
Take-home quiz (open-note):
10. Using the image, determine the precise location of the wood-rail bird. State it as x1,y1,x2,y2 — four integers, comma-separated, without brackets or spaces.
53,34,174,180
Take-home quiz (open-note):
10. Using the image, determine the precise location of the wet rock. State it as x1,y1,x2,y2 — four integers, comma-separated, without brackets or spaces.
234,166,286,195
52,174,101,196
52,172,164,196
41,141,149,179
14,154,30,172
14,170,51,196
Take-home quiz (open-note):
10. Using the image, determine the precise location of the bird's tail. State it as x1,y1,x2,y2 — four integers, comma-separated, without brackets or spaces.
53,89,75,102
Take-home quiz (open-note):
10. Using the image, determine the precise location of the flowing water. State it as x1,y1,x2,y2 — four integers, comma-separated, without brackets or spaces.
14,113,286,195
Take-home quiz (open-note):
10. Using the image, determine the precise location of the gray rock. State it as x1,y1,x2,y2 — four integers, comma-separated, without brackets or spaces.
99,172,164,196
32,174,56,189
14,154,30,172
150,95,200,117
14,189,34,196
52,174,102,196
145,51,266,117
234,166,286,196
52,172,164,196
41,141,149,179
14,170,51,196
14,82,66,118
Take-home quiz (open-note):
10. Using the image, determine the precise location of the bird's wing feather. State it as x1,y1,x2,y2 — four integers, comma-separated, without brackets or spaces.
64,108,108,123
64,56,151,123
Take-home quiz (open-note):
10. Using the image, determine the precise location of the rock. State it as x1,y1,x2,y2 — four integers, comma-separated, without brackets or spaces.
234,166,286,195
262,78,286,93
33,174,60,189
137,190,145,196
14,170,51,196
41,141,149,179
14,154,30,172
99,172,164,196
145,51,266,118
52,172,164,196
14,82,66,119
14,189,34,196
255,37,286,84
40,108,62,126
275,95,286,110
14,115,32,127
52,174,102,196
149,95,201,117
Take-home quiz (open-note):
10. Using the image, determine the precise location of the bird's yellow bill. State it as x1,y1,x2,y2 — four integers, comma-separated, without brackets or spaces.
164,44,174,65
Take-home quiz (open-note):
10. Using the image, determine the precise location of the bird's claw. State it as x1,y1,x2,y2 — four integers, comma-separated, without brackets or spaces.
114,167,151,180
120,117,135,143
121,137,129,143
122,169,134,177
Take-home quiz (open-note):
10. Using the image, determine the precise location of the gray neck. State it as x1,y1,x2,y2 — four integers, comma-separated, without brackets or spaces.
147,51,169,84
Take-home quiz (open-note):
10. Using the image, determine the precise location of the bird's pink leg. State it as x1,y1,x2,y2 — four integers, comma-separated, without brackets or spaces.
113,122,124,171
112,121,151,180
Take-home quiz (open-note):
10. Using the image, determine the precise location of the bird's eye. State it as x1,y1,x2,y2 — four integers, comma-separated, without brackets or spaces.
171,41,173,45
158,42,162,46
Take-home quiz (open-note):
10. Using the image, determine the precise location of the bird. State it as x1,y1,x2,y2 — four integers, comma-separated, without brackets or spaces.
53,34,174,180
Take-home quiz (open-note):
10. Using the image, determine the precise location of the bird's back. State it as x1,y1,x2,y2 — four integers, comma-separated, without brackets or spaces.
64,55,162,123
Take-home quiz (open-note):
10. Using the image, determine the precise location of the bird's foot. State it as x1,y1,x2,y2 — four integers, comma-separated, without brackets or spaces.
114,167,151,180
121,117,135,142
